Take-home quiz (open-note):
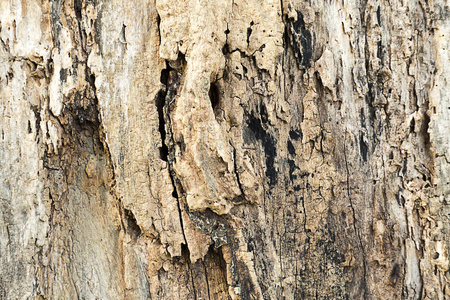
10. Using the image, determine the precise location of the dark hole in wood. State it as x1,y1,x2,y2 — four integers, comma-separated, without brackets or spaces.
410,117,415,133
124,208,141,238
222,43,230,55
247,25,253,44
209,82,220,112
156,64,172,162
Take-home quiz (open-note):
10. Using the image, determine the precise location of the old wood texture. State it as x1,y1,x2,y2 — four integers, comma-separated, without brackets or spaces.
0,0,449,299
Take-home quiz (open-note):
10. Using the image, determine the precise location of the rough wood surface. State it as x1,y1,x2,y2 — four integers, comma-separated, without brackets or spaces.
0,0,449,299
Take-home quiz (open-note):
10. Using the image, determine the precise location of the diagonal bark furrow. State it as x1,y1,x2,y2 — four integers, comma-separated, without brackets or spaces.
157,56,189,246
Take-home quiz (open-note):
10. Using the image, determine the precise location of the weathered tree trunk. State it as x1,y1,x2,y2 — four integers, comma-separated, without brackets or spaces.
1,0,449,299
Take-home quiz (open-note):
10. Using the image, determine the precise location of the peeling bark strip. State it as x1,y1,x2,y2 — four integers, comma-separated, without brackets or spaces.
0,0,449,299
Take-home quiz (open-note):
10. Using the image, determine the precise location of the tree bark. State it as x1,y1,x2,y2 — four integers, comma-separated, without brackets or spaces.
0,0,449,299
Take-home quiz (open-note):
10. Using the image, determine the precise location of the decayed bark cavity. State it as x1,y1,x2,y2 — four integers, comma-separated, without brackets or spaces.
1,0,449,299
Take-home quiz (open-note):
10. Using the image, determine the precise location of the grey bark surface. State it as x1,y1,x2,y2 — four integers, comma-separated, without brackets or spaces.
0,0,449,299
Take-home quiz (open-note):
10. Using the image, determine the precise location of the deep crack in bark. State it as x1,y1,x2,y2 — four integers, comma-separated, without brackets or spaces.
343,133,368,298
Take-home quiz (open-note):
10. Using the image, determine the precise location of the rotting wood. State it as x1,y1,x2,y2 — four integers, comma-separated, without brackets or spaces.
0,0,448,299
